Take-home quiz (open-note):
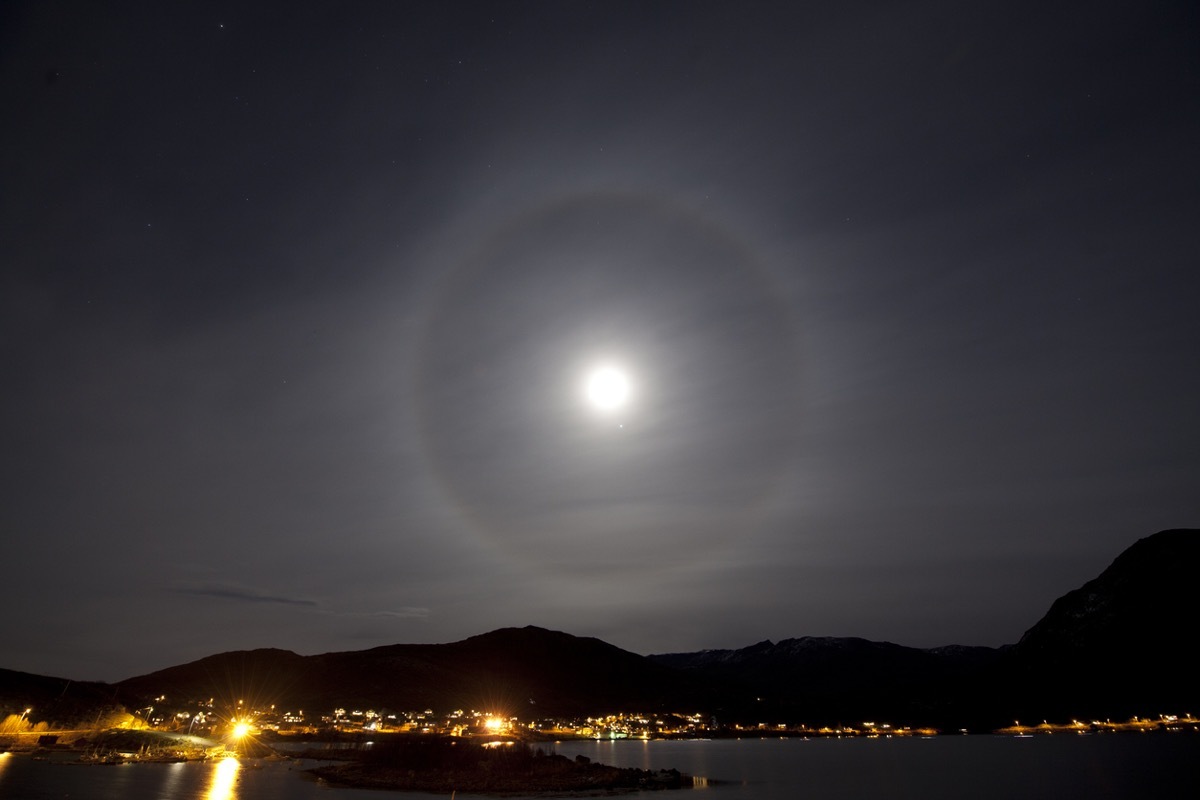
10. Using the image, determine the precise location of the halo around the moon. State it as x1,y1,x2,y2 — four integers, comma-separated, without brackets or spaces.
413,191,805,569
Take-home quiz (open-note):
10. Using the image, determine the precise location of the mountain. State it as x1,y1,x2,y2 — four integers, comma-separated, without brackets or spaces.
652,529,1198,727
999,528,1200,720
114,626,717,719
4,529,1196,730
650,637,1003,726
0,668,123,728
1013,529,1198,661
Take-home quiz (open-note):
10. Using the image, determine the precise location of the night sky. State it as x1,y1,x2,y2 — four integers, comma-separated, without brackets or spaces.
3,1,1198,683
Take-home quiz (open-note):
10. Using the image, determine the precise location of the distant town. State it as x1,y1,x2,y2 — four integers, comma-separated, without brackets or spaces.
5,696,1197,751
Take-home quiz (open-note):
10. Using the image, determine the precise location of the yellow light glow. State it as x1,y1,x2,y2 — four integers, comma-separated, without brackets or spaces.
484,717,503,731
232,722,251,738
206,756,240,800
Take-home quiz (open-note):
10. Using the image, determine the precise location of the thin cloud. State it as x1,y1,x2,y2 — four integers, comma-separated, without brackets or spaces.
371,608,430,619
172,584,429,619
322,608,431,620
172,584,319,607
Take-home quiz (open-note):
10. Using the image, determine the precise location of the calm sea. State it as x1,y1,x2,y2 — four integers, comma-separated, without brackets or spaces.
2,735,1196,799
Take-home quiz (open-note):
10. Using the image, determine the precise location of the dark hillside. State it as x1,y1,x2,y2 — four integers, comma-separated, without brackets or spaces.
652,637,1002,726
0,668,122,728
999,529,1200,721
116,626,714,718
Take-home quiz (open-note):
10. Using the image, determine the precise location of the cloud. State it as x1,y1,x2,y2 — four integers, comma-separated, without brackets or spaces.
323,608,431,620
172,584,319,607
171,583,429,620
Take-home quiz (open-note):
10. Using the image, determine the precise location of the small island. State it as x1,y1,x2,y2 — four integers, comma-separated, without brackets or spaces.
307,737,688,794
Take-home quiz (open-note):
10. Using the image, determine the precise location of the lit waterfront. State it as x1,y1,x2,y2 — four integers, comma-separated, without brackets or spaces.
5,701,1198,752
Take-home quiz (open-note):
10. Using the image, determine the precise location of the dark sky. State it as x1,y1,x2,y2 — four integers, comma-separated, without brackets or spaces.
3,1,1198,683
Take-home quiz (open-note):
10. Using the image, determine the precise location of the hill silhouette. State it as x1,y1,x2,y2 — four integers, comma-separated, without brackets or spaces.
3,529,1196,730
0,668,122,729
650,636,1002,726
114,626,714,719
998,528,1200,721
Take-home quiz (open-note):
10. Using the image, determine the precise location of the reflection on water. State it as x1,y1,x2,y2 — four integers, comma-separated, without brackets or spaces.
1,737,1196,800
160,760,186,798
206,756,240,800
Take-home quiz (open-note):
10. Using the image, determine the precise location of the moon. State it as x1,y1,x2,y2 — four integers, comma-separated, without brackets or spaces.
584,365,631,412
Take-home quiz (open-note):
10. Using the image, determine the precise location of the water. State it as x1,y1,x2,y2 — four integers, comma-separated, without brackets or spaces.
554,735,1199,798
2,736,1196,799
0,752,392,800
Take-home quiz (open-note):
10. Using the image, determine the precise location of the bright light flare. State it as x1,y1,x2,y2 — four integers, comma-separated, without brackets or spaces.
231,721,251,739
484,717,504,731
584,365,631,412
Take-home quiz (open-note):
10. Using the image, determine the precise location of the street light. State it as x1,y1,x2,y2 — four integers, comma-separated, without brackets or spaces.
7,708,32,735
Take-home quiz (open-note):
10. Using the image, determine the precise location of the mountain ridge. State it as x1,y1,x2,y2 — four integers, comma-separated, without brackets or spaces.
3,529,1196,729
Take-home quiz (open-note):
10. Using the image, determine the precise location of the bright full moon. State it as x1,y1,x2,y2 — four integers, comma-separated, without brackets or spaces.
584,365,631,412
